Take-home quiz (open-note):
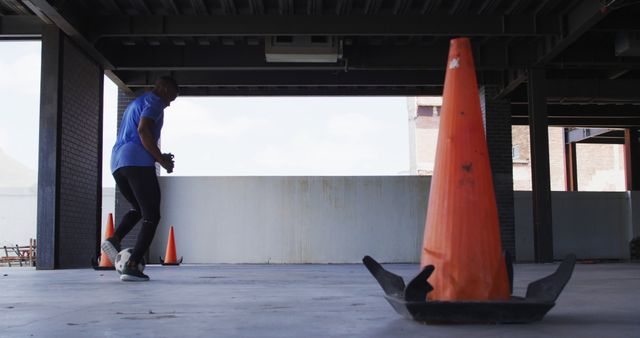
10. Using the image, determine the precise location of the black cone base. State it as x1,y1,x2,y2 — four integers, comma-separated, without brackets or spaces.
91,257,115,270
363,254,576,324
159,256,183,266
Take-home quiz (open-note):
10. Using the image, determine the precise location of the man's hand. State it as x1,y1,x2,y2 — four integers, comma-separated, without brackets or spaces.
138,117,174,173
160,153,175,173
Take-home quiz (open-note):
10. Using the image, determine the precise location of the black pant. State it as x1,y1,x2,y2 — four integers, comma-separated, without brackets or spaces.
112,166,161,263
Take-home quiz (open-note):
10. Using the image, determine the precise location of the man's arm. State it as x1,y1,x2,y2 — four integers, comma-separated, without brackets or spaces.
138,116,174,173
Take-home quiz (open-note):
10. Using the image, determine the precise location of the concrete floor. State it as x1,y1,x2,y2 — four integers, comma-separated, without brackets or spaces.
1,262,639,337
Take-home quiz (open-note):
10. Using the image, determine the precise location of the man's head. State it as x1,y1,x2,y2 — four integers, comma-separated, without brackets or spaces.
152,76,179,106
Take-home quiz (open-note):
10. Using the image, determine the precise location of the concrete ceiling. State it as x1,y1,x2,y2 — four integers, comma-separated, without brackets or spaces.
1,0,640,132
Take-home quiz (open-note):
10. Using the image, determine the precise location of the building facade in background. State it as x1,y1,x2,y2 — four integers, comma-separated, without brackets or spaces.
407,97,442,176
409,97,626,191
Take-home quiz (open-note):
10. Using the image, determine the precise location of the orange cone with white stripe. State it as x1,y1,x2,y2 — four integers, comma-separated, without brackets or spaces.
420,37,510,301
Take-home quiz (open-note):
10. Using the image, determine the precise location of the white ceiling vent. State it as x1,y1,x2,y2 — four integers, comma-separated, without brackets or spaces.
265,36,342,63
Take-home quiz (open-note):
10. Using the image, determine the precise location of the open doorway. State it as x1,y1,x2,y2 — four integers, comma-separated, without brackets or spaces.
0,41,40,266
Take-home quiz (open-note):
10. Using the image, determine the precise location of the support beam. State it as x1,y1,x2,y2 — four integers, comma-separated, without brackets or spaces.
495,70,526,99
23,1,110,66
511,104,640,118
565,128,614,143
547,55,640,69
36,26,63,270
500,77,640,105
624,128,640,191
534,0,608,65
23,0,130,93
563,129,578,192
190,0,209,14
544,79,640,101
527,68,554,263
0,15,42,37
576,135,625,144
36,26,104,269
512,117,640,128
499,0,609,99
117,69,446,87
97,42,531,71
86,14,562,41
25,0,128,99
172,86,443,96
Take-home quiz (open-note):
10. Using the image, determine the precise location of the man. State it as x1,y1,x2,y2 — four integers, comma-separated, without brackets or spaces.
101,76,178,282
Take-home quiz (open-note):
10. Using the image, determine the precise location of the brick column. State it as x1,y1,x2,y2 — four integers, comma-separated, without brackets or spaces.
37,27,103,269
480,85,516,257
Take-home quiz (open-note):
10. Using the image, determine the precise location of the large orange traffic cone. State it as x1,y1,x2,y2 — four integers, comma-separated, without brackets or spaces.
420,38,510,301
160,226,183,266
92,213,116,270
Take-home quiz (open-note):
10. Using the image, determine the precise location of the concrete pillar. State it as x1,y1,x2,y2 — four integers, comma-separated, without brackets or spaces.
480,85,516,256
527,68,554,263
37,26,104,269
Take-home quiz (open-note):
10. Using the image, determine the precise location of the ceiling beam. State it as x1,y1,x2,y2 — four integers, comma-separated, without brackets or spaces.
190,0,209,15
545,79,640,101
565,128,617,143
160,0,180,14
0,15,42,37
170,86,443,96
547,34,640,69
577,137,625,145
86,14,562,42
512,116,640,127
499,0,610,98
500,70,640,103
116,69,446,87
130,0,153,15
97,42,532,71
511,104,640,118
21,0,130,92
534,0,608,65
495,70,526,99
592,13,640,31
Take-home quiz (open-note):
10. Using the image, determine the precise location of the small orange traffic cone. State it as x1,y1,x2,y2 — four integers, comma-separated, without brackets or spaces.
160,226,183,266
420,37,510,301
92,213,116,270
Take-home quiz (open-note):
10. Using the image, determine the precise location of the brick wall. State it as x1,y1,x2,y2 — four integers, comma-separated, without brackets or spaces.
480,86,516,256
512,126,566,191
576,143,625,191
513,127,625,191
56,37,103,268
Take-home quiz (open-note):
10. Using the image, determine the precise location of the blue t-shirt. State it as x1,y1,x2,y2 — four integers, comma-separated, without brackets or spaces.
111,92,165,173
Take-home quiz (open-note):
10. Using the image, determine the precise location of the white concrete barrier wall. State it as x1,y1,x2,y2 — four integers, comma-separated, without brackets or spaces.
0,187,116,247
152,176,430,264
514,191,632,261
151,177,635,263
0,187,37,247
629,191,640,240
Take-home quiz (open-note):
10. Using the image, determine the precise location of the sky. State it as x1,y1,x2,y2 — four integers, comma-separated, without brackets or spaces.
0,41,41,175
1,41,411,188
